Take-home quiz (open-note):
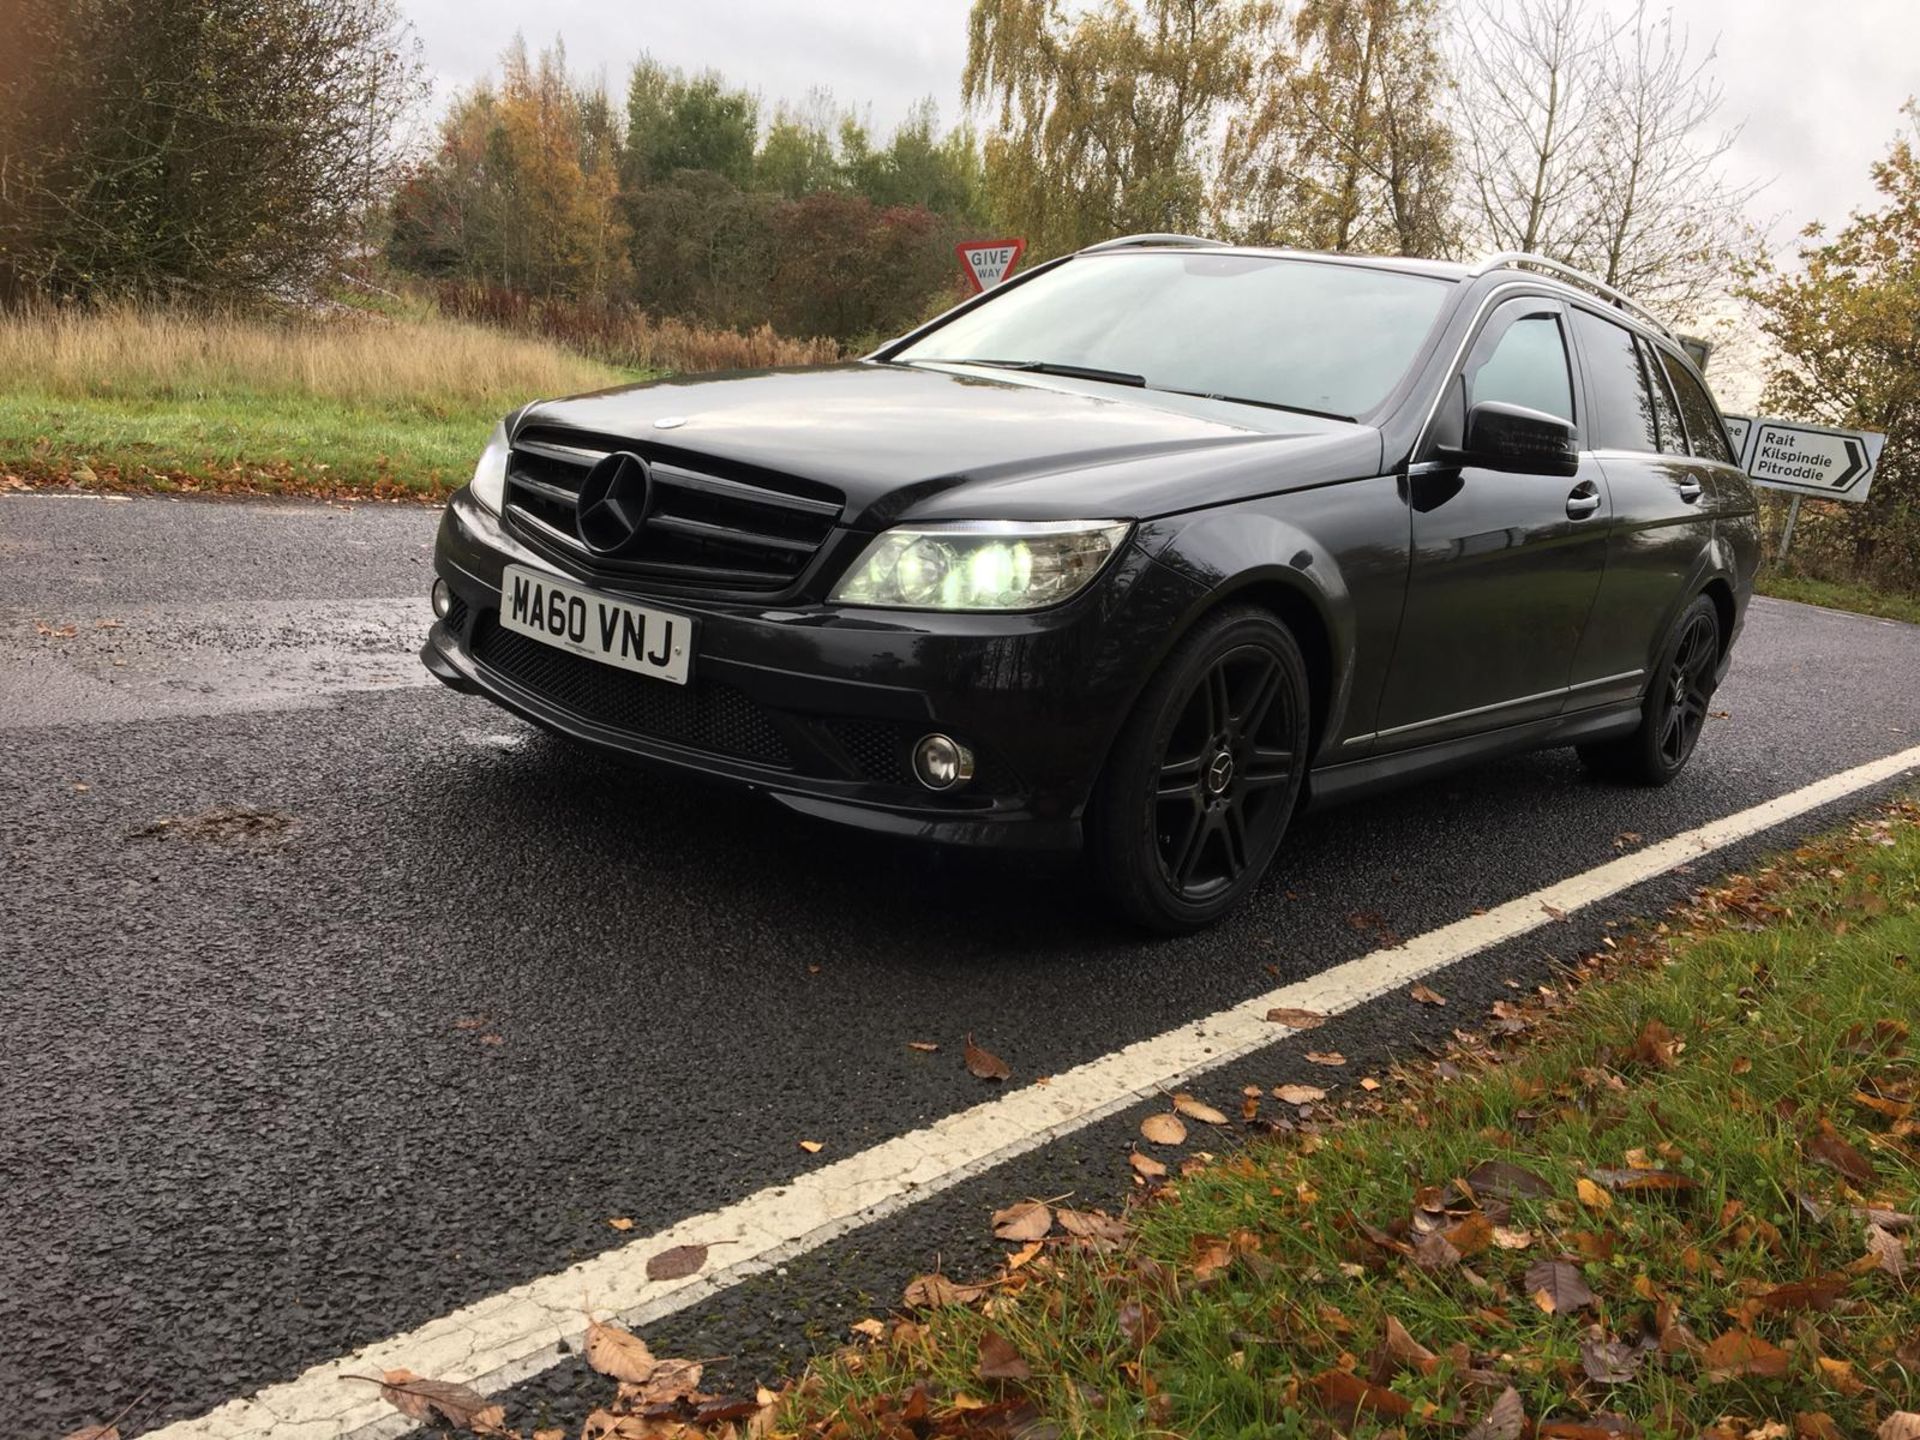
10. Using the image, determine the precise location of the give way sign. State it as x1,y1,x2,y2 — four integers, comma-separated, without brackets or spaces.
956,238,1026,294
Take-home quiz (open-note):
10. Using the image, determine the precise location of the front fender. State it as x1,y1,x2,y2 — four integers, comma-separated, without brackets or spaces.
1135,478,1410,761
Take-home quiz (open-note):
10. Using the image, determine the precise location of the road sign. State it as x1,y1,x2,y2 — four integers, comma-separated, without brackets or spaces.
1722,412,1752,462
1742,418,1885,502
956,238,1025,294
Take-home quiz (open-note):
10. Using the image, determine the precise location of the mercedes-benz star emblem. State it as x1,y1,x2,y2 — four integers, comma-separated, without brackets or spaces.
575,451,653,556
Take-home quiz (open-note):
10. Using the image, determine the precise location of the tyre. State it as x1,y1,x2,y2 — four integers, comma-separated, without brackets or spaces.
1088,606,1311,933
1578,594,1722,786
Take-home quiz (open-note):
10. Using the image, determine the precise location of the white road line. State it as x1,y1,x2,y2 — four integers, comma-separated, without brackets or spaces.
151,744,1920,1440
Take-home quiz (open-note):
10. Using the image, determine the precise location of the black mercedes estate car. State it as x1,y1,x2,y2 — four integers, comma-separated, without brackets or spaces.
422,236,1760,931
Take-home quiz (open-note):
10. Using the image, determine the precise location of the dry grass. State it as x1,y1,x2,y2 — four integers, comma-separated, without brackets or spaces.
434,284,845,374
0,304,618,411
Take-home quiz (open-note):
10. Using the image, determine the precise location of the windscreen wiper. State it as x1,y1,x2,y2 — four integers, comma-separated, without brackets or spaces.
923,358,1147,387
1156,387,1356,423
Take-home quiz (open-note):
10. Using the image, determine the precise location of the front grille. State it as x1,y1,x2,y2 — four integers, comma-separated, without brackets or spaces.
470,614,792,768
504,427,843,595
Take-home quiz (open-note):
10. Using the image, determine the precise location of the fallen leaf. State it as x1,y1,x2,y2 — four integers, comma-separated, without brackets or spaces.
798,1140,823,1153
1273,1083,1327,1105
57,1427,120,1440
1266,1006,1327,1029
1466,1159,1553,1199
1359,1076,1382,1091
1865,1223,1907,1279
1173,1092,1229,1125
1701,1328,1790,1380
1878,1415,1920,1440
376,1370,506,1434
1130,1151,1168,1180
583,1318,656,1383
1628,1017,1681,1068
632,1357,704,1407
964,1033,1011,1081
849,1317,886,1340
1117,1300,1161,1348
1526,1259,1595,1314
1383,1314,1438,1375
1465,1387,1526,1440
1305,1050,1347,1066
976,1329,1032,1381
903,1273,981,1307
1576,1177,1614,1212
1756,1276,1848,1312
1310,1369,1412,1423
990,1199,1052,1243
1493,1225,1535,1250
1795,1414,1843,1440
645,1243,707,1281
1580,1328,1644,1383
1807,1119,1875,1187
607,1217,634,1232
1140,1112,1187,1145
1055,1208,1130,1243
1586,1166,1699,1195
533,1429,567,1440
1410,982,1447,1006
906,1041,940,1052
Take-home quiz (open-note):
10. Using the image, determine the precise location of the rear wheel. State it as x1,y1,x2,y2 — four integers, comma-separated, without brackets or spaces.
1578,594,1721,785
1088,607,1310,933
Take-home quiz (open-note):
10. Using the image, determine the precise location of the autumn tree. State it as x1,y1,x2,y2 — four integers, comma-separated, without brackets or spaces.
1740,105,1920,591
963,0,1260,256
1222,0,1455,256
0,0,421,302
388,39,628,300
1454,0,1754,315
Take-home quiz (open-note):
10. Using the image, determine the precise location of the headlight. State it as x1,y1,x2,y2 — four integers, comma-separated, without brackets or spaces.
830,520,1131,611
468,422,510,513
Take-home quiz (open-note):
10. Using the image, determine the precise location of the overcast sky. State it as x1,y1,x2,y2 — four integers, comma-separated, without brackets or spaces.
401,0,1916,248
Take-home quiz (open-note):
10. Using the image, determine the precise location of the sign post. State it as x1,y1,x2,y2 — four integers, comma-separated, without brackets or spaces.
1719,414,1887,562
956,238,1026,295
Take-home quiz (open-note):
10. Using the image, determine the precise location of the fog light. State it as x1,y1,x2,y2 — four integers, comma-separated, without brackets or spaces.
431,578,452,620
912,733,975,791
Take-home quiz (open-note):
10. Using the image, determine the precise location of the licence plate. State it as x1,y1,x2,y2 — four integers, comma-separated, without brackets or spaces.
498,564,692,685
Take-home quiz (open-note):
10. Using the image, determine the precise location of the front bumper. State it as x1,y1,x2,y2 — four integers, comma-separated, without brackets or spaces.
422,491,1204,849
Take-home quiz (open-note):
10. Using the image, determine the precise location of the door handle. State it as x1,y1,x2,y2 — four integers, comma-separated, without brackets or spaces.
1677,477,1703,503
1566,482,1602,520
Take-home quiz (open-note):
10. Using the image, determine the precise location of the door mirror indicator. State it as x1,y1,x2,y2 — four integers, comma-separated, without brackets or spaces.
1449,401,1580,478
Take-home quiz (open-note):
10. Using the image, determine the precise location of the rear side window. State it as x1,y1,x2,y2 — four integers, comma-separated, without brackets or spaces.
1657,350,1736,464
1469,315,1574,424
1641,338,1687,454
1571,309,1657,452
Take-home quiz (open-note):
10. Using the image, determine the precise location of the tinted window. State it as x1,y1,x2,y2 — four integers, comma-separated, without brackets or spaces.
1639,338,1687,453
896,252,1454,419
1571,309,1658,452
1658,350,1735,464
1468,314,1574,423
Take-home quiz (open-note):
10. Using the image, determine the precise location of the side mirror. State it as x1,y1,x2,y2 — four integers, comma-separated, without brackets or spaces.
1454,401,1579,478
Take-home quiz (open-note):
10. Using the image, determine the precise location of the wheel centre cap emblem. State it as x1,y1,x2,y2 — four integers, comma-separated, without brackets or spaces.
575,451,653,556
1206,751,1235,795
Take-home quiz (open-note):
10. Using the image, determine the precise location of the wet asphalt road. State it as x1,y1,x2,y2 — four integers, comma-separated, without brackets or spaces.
3,491,1919,1438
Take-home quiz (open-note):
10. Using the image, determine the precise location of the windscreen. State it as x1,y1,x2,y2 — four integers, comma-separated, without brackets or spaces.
895,251,1455,420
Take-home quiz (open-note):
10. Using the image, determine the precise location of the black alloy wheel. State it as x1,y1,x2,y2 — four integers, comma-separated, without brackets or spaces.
1090,606,1310,932
1580,593,1722,785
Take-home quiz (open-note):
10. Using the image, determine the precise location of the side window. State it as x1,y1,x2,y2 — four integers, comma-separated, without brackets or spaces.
1570,309,1657,452
1658,349,1736,464
1640,337,1687,455
1468,314,1575,424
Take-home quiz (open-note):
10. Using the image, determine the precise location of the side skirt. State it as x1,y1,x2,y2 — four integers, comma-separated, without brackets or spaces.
1304,699,1643,809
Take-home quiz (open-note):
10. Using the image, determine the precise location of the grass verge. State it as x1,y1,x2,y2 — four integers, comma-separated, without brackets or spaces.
0,307,630,500
759,802,1920,1440
1758,573,1920,628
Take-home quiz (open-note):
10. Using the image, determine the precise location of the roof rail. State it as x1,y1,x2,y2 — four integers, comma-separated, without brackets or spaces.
1079,233,1227,253
1471,251,1677,343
